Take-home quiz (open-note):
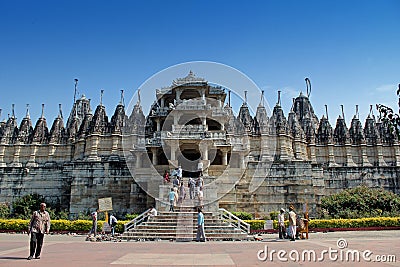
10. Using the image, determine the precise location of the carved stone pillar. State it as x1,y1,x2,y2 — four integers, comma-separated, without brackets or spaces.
0,145,6,167
393,143,400,166
346,144,357,167
376,144,386,166
328,144,337,167
26,144,39,167
87,135,101,161
10,144,22,167
308,143,317,164
151,147,158,165
360,144,372,167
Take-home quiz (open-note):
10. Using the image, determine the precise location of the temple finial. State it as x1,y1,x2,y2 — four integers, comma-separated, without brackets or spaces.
59,104,63,119
260,90,265,106
74,78,78,104
26,104,30,119
341,104,345,121
41,104,45,118
138,89,141,104
11,104,15,118
277,91,281,106
355,105,359,119
325,104,329,121
305,77,311,98
228,90,231,107
100,89,104,106
244,90,248,104
120,89,125,106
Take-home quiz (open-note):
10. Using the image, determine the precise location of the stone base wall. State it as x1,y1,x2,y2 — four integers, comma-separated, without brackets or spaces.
0,160,399,218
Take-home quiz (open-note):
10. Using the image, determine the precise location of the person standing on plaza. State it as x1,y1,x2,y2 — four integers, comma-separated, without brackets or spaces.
278,208,286,239
109,214,118,237
27,202,51,260
195,207,206,242
168,188,178,212
288,205,297,241
89,209,99,236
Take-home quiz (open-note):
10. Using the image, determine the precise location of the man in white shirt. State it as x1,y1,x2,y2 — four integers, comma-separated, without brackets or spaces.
109,214,118,237
288,205,297,241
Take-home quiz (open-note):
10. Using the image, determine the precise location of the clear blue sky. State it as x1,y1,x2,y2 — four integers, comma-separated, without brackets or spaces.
0,0,399,126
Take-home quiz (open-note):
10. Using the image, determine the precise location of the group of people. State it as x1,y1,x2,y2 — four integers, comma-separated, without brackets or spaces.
278,205,306,241
167,167,205,211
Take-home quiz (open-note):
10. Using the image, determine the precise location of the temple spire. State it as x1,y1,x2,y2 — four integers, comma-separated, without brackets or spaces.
228,90,231,107
244,90,248,105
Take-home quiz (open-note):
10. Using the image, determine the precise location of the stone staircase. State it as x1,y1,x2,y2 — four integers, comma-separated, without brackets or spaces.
121,196,250,241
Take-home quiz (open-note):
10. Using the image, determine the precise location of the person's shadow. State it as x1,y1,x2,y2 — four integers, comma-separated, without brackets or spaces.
0,256,28,260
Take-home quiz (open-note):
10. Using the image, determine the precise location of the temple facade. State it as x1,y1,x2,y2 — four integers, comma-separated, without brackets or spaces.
0,72,399,218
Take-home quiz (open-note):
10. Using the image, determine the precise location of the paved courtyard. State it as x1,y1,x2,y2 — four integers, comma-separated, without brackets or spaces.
0,231,399,266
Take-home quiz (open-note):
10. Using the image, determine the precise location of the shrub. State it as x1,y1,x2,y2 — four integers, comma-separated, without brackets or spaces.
0,203,10,219
244,220,265,230
125,214,138,221
231,211,253,220
321,185,400,219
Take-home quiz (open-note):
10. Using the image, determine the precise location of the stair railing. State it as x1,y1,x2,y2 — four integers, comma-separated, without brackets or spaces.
218,208,250,234
124,208,150,232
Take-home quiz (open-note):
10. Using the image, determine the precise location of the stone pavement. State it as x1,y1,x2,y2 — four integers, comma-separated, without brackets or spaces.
0,231,399,267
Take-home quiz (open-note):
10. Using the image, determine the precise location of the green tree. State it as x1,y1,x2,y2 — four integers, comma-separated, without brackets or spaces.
12,194,45,219
376,84,400,138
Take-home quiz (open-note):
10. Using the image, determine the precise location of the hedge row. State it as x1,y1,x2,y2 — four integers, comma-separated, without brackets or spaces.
244,217,400,230
0,219,129,233
1,217,399,232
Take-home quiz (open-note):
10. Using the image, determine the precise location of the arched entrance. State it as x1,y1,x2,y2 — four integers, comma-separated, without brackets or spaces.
178,146,201,178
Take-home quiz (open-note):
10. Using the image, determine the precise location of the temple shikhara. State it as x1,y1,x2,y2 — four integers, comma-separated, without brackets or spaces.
0,71,399,218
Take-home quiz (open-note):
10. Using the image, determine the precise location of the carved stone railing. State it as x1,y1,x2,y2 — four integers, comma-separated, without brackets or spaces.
218,208,250,234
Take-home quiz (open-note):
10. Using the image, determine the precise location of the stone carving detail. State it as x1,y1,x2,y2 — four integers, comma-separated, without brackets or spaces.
238,103,253,133
349,116,365,145
377,121,397,145
293,92,319,142
110,104,127,134
49,115,66,144
17,116,33,144
364,115,381,145
316,116,333,145
269,104,288,135
89,105,109,134
333,116,350,145
1,116,18,144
